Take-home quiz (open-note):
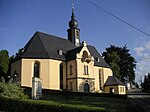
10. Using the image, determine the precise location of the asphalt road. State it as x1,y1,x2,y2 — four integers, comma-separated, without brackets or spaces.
127,89,150,112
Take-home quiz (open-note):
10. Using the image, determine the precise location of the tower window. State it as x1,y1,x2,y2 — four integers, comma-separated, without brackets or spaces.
76,30,79,38
70,65,73,75
84,65,89,75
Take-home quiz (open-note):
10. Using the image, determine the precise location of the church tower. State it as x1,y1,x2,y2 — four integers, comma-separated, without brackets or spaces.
67,5,80,47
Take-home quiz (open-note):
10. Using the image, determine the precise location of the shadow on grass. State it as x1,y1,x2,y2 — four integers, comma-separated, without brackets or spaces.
41,94,129,112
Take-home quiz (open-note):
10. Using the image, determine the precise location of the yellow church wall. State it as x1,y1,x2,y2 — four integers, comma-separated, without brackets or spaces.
77,79,85,92
11,59,22,82
12,58,67,90
49,59,65,90
21,59,50,89
103,68,113,87
92,66,112,92
68,79,77,92
77,78,95,92
67,60,76,79
92,66,101,92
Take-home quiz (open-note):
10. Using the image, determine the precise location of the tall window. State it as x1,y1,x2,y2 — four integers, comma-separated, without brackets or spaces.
84,83,90,93
99,69,102,90
84,65,88,75
70,65,73,75
60,64,63,90
34,61,40,78
83,51,88,60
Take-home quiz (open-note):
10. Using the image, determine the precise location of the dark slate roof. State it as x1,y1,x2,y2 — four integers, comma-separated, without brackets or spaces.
87,46,110,67
15,31,110,68
104,76,125,86
20,32,76,60
66,46,83,60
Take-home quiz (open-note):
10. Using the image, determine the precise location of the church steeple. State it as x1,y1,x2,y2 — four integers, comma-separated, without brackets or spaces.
67,4,80,47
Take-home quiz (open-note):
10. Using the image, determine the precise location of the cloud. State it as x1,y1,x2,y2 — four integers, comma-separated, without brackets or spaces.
133,38,150,83
133,47,144,56
145,41,150,49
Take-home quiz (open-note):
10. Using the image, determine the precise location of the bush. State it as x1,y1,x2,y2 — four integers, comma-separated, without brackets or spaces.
0,97,107,112
0,82,29,99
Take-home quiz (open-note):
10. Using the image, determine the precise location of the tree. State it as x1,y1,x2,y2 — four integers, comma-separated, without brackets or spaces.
102,45,136,83
5,55,15,82
135,82,139,89
141,73,150,92
15,48,24,56
108,51,120,79
0,50,9,81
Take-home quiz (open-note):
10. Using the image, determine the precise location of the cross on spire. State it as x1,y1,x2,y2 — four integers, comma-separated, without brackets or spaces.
71,2,75,19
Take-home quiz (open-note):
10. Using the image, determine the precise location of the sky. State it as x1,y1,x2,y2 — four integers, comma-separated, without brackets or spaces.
0,0,150,84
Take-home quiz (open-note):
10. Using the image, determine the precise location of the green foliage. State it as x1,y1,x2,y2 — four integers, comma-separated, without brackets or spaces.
108,51,120,79
0,81,29,99
102,45,136,83
135,82,139,89
0,97,106,112
15,48,24,56
0,50,9,80
141,73,150,92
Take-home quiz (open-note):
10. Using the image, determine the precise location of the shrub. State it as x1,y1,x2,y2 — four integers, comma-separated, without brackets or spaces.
0,97,107,112
0,82,29,99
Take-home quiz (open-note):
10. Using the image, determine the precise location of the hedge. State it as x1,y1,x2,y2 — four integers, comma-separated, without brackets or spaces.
0,97,108,112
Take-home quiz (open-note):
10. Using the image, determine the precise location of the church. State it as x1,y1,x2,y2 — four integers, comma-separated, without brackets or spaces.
11,7,126,95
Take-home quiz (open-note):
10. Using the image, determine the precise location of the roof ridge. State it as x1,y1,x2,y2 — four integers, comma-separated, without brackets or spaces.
37,31,70,42
36,32,51,58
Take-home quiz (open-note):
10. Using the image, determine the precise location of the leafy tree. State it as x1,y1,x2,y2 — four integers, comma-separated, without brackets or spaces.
15,48,24,56
0,50,9,81
141,73,150,92
108,51,120,79
135,82,139,88
6,55,15,82
102,45,136,83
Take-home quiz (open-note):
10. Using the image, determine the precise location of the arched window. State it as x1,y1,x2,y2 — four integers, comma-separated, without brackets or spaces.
84,83,90,93
34,61,40,78
83,51,88,59
99,69,102,90
60,64,63,90
84,65,88,75
70,65,73,75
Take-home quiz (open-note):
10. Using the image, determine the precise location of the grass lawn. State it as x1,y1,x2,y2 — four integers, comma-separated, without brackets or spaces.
0,94,145,112
39,94,144,112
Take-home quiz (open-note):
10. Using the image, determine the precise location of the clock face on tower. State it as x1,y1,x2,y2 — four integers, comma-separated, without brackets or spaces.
75,30,79,39
76,38,79,43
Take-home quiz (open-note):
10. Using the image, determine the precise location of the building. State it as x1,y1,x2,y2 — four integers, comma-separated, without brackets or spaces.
11,7,126,94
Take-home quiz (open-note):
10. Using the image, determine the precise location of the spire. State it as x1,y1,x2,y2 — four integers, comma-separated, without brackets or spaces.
69,3,78,28
71,3,75,19
67,2,80,47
